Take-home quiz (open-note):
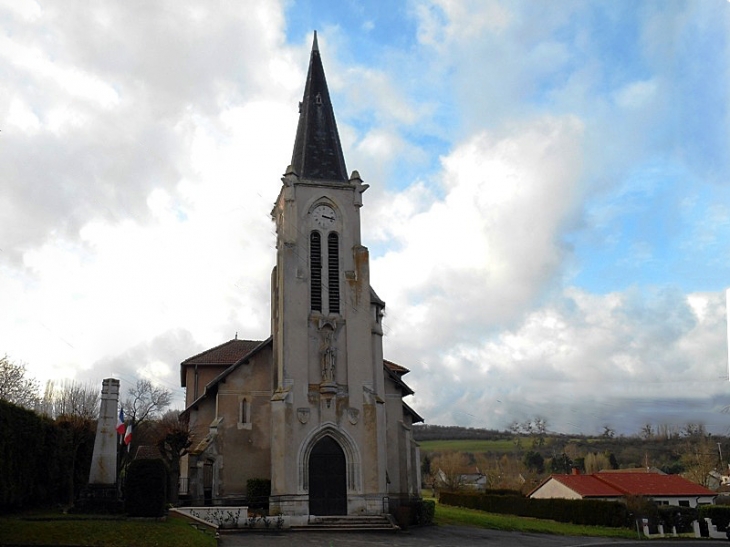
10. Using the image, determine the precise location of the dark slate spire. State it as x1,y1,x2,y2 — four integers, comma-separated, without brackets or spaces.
290,31,348,182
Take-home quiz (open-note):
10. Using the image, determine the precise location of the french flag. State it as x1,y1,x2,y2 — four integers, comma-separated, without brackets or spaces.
116,409,125,435
124,423,133,446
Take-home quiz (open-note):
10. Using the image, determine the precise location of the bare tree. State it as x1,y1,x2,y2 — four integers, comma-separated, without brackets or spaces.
532,417,547,447
0,355,40,409
681,436,718,487
640,423,654,440
154,410,192,504
40,380,99,420
683,422,706,439
601,425,615,439
123,379,172,428
432,451,470,491
584,452,612,474
657,423,680,440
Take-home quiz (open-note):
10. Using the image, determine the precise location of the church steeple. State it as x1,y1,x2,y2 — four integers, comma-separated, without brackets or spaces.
290,31,348,183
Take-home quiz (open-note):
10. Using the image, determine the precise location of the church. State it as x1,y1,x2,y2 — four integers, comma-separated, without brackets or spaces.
179,33,423,516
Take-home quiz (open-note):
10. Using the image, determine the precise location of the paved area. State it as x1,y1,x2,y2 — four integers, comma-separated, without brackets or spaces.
218,525,730,547
217,525,632,547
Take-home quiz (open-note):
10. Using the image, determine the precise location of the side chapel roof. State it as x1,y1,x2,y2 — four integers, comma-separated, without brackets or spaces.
180,338,264,387
289,31,348,182
181,337,273,416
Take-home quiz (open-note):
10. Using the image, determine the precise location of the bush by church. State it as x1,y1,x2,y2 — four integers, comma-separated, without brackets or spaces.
124,459,167,517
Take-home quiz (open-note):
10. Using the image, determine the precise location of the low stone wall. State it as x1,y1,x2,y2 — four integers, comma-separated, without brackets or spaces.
171,507,310,530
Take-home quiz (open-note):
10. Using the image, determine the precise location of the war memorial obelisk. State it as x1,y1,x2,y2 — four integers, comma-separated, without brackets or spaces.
80,378,121,508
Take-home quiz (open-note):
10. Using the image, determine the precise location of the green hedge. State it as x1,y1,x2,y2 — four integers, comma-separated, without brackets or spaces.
699,505,730,531
416,499,435,525
657,505,697,533
439,492,631,528
246,478,271,510
124,459,167,517
0,400,63,511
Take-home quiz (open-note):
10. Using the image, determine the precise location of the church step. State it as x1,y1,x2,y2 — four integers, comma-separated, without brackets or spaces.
290,514,399,531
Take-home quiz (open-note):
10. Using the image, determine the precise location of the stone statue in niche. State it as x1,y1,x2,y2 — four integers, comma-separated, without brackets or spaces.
321,330,336,383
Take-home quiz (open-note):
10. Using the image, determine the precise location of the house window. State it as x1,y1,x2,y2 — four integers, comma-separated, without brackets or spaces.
328,232,340,314
310,232,322,312
678,500,690,507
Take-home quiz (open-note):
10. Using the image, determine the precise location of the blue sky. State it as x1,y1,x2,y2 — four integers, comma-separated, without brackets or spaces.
1,0,729,435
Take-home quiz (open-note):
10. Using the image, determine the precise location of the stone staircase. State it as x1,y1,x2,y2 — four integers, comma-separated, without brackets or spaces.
291,514,399,532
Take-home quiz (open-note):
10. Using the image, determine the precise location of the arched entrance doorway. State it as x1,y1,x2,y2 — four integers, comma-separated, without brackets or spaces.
308,435,346,515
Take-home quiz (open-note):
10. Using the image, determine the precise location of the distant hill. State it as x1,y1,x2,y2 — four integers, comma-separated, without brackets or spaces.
413,424,512,442
413,423,730,477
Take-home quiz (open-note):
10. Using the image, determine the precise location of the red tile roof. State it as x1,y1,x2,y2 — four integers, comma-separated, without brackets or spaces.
534,472,715,499
384,359,409,375
182,339,264,366
597,472,714,497
548,474,624,497
180,339,264,386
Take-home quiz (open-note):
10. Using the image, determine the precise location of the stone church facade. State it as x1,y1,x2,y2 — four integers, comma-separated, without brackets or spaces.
179,34,422,516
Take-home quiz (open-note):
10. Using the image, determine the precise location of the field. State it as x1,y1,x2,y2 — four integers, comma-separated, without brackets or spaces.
418,438,515,453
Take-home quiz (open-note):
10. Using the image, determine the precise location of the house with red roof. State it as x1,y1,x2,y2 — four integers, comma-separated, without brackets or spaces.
528,470,715,508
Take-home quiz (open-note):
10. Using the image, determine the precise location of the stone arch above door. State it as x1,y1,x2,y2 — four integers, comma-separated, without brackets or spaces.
298,423,361,493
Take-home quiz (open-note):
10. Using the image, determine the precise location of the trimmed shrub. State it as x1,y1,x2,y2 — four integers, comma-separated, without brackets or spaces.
439,492,631,528
124,459,167,517
246,478,271,510
416,499,436,525
699,505,730,531
657,505,697,533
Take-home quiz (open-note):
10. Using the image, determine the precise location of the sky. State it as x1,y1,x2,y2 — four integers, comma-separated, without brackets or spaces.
2,0,730,436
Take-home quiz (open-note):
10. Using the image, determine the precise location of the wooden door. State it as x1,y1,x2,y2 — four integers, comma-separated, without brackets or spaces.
308,436,346,515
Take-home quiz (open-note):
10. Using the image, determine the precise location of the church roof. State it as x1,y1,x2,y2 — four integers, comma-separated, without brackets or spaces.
403,401,424,424
384,362,414,396
289,31,348,182
370,287,385,308
180,338,264,386
384,359,409,375
181,337,273,414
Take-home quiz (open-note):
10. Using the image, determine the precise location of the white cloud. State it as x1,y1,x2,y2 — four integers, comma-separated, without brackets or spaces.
615,79,658,109
415,0,510,48
2,0,728,435
374,115,585,342
407,287,728,434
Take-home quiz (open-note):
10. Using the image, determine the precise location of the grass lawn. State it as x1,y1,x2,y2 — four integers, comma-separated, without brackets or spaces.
432,500,640,539
0,511,216,547
1,502,639,543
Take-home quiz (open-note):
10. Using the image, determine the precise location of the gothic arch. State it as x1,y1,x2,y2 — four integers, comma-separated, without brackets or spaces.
298,423,362,493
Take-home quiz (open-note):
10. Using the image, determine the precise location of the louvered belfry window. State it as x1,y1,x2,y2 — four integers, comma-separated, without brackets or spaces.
310,232,322,312
328,232,340,314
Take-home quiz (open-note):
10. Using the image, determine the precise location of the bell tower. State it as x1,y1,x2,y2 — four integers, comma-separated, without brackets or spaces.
269,33,389,516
